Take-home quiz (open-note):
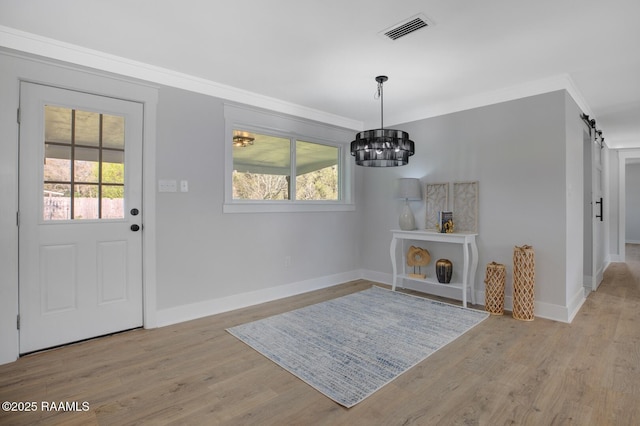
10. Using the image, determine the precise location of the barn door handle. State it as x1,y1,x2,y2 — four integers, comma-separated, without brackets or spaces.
595,198,603,222
131,224,140,232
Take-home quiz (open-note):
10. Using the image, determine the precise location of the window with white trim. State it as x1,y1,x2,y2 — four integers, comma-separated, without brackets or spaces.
224,105,354,213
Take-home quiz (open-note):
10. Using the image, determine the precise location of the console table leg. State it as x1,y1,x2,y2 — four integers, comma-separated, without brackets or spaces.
390,236,398,291
462,242,469,307
470,240,479,305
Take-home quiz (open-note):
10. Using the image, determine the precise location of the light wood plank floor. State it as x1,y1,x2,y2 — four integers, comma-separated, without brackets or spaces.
2,245,640,425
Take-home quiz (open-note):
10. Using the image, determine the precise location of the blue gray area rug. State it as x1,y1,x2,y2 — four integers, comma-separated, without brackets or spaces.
226,286,489,407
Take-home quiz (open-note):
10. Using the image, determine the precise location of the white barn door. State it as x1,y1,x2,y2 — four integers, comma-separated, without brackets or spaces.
19,82,143,353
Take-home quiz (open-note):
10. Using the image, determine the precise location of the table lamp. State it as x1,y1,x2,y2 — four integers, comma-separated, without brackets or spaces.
396,178,421,230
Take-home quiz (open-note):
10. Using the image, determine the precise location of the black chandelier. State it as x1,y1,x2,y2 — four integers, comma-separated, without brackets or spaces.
350,76,415,167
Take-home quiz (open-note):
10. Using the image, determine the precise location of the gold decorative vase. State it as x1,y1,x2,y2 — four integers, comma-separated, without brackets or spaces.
436,259,453,284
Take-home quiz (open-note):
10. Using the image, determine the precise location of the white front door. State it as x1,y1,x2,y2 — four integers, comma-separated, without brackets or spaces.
19,82,144,354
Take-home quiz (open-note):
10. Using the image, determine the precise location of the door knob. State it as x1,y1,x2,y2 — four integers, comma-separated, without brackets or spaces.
131,224,140,232
131,208,139,216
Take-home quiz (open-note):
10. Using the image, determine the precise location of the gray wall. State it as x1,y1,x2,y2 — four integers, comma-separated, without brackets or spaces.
608,150,620,258
359,91,584,315
626,163,640,243
154,87,361,309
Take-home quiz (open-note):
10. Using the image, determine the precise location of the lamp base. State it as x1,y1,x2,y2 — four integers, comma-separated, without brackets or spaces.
399,201,416,231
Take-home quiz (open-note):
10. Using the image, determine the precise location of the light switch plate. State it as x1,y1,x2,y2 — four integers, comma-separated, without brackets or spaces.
158,179,177,192
180,180,189,192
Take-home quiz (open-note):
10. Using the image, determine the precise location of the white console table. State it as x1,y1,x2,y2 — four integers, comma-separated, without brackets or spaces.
390,229,478,307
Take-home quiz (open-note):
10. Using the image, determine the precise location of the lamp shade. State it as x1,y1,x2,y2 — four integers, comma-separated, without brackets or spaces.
396,178,421,200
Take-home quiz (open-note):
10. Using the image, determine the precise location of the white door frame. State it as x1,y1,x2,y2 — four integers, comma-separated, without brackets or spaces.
15,74,158,350
19,83,147,352
618,149,640,261
18,78,159,332
1,53,159,364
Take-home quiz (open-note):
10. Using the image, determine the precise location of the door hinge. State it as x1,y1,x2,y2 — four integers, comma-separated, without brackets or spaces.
16,211,20,227
17,108,20,124
17,315,20,330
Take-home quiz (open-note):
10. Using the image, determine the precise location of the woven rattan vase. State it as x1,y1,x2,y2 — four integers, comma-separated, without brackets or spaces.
484,262,506,315
513,245,535,321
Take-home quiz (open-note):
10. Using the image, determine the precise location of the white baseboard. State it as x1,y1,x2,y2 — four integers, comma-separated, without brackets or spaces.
156,268,590,328
567,287,587,323
474,291,580,323
361,270,392,286
156,270,361,327
365,269,577,322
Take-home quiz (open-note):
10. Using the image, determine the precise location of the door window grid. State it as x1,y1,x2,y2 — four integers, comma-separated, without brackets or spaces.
44,106,125,220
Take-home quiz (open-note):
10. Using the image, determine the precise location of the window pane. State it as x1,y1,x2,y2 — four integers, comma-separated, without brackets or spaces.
73,184,99,219
102,114,125,149
43,105,128,220
232,131,291,200
101,187,124,219
44,151,71,182
43,184,71,220
45,105,71,144
75,110,100,146
102,160,124,184
295,141,339,201
74,147,99,183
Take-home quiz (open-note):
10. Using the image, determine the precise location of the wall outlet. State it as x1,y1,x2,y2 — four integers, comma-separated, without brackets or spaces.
180,180,189,192
284,256,292,268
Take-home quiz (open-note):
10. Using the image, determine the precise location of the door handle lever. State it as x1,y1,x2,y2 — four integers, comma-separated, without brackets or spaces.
595,198,603,222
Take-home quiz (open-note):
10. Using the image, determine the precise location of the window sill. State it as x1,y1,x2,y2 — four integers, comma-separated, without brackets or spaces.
223,201,355,214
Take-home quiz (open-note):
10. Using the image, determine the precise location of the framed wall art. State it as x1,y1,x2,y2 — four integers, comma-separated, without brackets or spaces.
453,181,478,233
424,183,449,230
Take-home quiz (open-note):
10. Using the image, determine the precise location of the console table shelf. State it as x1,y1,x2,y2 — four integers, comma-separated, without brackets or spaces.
390,229,478,307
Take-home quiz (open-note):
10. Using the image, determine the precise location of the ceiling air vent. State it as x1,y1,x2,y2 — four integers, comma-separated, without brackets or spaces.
380,14,433,41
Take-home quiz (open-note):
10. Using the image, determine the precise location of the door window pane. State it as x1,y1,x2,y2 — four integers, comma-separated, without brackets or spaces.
102,161,124,184
43,105,126,220
74,110,100,146
102,114,125,149
101,192,123,219
43,183,71,220
45,106,72,144
73,184,99,219
44,153,71,182
74,147,99,183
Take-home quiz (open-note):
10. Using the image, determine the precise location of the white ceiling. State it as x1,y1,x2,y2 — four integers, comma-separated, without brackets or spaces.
1,0,639,148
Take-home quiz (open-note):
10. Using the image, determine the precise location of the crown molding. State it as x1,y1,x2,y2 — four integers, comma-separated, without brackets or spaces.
382,73,593,128
2,25,595,133
0,25,362,131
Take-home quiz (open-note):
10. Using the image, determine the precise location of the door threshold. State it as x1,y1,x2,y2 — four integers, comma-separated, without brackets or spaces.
20,327,143,357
